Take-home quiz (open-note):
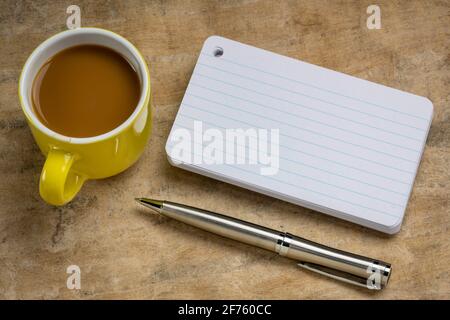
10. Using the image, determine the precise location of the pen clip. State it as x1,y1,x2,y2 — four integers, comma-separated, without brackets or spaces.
297,262,380,290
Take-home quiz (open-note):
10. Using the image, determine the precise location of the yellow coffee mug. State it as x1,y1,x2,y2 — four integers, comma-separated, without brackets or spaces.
18,28,151,206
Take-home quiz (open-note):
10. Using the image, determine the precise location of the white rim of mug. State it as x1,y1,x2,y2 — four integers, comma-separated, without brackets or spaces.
18,27,150,145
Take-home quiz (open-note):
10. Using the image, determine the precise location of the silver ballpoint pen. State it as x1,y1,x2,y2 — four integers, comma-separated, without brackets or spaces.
136,198,392,290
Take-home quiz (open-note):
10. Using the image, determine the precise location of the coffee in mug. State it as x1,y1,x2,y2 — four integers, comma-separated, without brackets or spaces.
32,44,141,138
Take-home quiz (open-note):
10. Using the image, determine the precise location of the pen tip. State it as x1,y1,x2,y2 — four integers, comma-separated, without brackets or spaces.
135,198,164,211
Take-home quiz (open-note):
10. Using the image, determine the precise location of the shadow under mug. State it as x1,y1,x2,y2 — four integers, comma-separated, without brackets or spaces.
19,28,152,206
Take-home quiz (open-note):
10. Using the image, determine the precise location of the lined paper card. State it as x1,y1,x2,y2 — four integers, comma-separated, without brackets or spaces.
166,36,433,234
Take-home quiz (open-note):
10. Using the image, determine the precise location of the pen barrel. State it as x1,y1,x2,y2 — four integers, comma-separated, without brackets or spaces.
161,202,391,290
162,202,282,252
278,234,391,289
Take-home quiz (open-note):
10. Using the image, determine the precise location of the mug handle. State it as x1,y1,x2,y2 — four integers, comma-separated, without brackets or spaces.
39,149,86,206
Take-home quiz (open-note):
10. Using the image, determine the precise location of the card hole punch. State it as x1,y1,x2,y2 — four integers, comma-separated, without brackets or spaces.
213,46,223,57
